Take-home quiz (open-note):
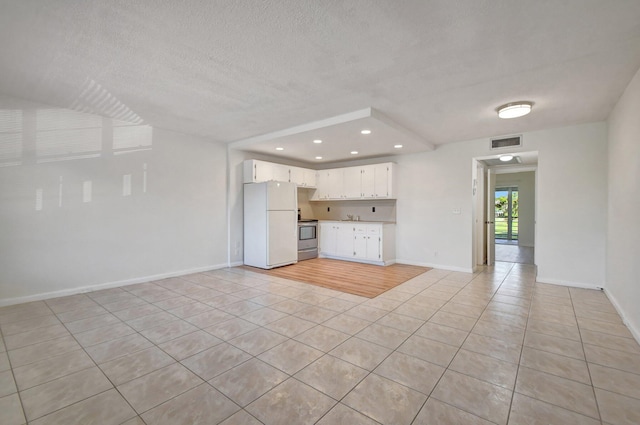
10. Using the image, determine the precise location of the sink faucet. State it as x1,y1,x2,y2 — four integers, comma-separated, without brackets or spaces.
346,214,353,221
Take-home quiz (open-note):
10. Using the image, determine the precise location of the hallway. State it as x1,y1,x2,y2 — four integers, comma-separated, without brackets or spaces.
495,242,534,265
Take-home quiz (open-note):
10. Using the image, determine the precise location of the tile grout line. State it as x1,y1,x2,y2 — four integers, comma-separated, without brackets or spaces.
419,262,518,425
504,264,537,425
568,287,604,425
49,299,144,424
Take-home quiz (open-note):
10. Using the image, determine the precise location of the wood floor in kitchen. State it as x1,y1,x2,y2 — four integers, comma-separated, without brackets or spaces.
242,258,431,298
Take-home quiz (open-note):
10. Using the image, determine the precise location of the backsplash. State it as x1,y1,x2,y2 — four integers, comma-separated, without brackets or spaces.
297,189,396,222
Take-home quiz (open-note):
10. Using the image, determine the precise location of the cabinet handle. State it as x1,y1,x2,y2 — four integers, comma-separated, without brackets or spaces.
254,164,257,180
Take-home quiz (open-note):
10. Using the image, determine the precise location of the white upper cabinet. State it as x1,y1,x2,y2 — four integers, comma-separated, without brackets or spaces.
272,164,290,183
373,163,394,198
290,166,317,188
313,162,396,200
244,160,274,183
244,159,395,200
244,160,316,187
303,168,317,188
342,167,362,199
326,169,344,199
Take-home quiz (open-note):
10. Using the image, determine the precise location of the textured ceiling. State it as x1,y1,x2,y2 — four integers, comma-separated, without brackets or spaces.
1,1,640,162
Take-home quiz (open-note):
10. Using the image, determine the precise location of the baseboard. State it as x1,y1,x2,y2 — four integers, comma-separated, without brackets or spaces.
395,259,474,274
0,263,229,307
228,261,244,267
603,288,640,346
318,254,387,267
535,276,602,290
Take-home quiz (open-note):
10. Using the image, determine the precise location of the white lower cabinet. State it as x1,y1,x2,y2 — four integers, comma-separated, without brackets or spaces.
319,221,395,265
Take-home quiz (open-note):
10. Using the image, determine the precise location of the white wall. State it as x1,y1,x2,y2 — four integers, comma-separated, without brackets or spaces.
395,122,608,287
0,101,228,305
495,171,535,247
606,66,640,340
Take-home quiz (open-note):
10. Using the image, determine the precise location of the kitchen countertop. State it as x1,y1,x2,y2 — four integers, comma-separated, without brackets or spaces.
318,220,396,224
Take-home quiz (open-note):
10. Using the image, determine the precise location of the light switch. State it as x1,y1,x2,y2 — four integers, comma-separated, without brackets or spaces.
452,208,461,215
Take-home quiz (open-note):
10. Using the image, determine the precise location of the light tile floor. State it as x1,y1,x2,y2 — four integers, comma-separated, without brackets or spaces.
495,244,535,265
1,263,639,424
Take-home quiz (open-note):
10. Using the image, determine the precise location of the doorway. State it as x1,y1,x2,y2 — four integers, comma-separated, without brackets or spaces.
472,154,538,268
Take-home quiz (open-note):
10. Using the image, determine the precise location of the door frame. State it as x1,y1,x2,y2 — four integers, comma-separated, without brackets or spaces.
471,154,538,270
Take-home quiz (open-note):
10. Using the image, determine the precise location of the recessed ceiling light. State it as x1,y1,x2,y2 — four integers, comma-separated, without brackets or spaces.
315,156,322,160
497,101,533,119
313,139,322,144
275,147,284,151
394,144,403,149
499,154,514,162
351,151,358,155
360,129,371,135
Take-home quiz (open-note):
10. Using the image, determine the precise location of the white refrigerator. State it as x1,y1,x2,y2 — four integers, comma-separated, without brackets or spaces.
243,181,298,269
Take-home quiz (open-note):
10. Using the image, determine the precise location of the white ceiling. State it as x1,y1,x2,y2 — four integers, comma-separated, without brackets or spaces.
1,1,640,165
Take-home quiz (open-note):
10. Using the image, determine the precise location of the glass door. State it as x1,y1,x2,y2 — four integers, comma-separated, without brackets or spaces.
495,187,518,242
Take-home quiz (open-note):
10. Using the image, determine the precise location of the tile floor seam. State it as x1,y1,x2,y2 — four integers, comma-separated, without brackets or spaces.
432,262,517,425
51,309,145,423
0,323,29,425
387,265,511,425
569,287,604,424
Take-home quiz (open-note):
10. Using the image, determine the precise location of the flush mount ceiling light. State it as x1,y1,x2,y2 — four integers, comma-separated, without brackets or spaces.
315,156,322,160
351,151,358,154
275,147,284,151
394,144,403,149
499,154,514,162
313,139,322,144
360,129,371,135
497,101,533,119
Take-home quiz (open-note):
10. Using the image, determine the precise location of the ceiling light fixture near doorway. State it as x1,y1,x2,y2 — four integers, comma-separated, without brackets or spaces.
313,139,322,144
360,129,371,135
499,154,514,162
275,147,284,151
497,101,533,119
315,156,322,160
351,151,358,155
394,144,403,149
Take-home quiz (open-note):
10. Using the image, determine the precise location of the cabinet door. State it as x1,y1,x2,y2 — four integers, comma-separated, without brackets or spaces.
303,169,317,188
343,167,362,199
354,235,368,259
290,166,304,186
336,224,354,257
327,169,344,199
366,225,382,260
361,165,376,198
315,171,331,199
319,223,336,255
372,164,389,198
272,164,290,183
250,160,273,183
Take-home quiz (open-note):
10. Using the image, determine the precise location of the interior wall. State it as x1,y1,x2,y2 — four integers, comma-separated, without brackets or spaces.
0,99,228,305
395,122,607,286
606,66,640,340
495,171,535,247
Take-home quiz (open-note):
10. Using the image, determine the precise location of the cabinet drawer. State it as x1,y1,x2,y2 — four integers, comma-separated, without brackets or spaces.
354,224,368,234
367,225,381,236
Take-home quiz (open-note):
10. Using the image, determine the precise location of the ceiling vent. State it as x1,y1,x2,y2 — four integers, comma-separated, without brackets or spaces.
491,135,522,150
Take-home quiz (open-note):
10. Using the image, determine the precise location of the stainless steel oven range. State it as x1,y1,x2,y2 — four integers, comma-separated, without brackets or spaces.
297,219,318,261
